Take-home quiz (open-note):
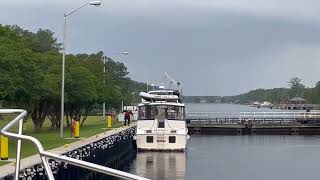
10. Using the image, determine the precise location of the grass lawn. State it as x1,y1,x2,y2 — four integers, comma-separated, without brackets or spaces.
0,115,123,166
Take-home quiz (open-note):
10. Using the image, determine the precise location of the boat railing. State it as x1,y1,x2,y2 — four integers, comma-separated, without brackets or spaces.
0,109,149,180
187,111,320,119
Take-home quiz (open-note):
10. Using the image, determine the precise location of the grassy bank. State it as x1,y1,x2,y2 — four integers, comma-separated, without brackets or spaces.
0,115,123,166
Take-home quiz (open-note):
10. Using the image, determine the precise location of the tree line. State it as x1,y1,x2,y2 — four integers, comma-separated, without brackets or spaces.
0,24,148,130
184,77,320,105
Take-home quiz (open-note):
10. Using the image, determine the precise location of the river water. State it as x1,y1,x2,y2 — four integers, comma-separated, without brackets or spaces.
120,103,320,180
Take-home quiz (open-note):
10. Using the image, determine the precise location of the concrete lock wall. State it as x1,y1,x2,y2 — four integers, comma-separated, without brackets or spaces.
1,127,136,180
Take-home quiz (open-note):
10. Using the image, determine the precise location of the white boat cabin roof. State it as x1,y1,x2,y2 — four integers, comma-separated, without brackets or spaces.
148,89,179,94
138,101,185,107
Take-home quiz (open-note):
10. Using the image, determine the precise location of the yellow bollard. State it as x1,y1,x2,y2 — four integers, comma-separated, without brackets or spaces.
0,135,9,160
74,121,80,138
107,115,112,128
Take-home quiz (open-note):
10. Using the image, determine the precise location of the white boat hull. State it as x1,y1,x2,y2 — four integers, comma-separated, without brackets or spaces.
136,134,188,151
136,119,188,151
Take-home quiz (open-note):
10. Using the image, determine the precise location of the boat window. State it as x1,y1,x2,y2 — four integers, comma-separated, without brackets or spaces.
158,121,165,128
166,106,185,120
146,136,153,143
139,105,185,120
139,105,157,120
169,136,176,143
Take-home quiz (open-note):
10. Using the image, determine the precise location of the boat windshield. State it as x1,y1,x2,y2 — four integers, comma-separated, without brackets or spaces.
138,105,185,120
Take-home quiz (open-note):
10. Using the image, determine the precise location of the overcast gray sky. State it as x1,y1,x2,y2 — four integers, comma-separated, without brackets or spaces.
1,0,320,96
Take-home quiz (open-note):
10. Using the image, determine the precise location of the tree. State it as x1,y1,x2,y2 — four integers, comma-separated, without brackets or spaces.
0,24,148,130
310,81,320,104
288,77,305,98
65,61,99,126
0,25,61,130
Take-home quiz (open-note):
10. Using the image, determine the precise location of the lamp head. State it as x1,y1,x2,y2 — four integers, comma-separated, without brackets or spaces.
88,1,101,6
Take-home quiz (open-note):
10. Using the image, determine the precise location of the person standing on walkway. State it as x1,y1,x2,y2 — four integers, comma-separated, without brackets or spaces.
124,110,133,126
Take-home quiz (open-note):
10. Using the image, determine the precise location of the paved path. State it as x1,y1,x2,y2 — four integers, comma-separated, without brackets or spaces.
0,124,135,178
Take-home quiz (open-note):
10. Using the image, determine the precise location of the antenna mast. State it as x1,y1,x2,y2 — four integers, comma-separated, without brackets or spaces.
164,72,183,94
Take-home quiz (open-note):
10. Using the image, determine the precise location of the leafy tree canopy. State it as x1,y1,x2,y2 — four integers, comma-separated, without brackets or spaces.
0,24,147,129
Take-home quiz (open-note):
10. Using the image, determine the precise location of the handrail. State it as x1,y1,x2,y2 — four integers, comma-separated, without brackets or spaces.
187,111,320,118
0,109,149,180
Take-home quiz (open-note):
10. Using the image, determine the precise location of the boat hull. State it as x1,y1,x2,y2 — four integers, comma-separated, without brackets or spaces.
136,133,188,151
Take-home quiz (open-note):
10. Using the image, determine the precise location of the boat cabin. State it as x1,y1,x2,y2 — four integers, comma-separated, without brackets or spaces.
138,103,186,120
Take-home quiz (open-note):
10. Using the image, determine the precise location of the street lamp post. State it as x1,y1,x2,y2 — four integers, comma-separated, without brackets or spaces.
102,52,128,121
102,55,106,121
60,1,101,138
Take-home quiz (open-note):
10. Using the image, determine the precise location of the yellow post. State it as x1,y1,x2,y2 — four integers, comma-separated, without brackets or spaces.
74,121,80,138
107,115,112,128
0,135,9,160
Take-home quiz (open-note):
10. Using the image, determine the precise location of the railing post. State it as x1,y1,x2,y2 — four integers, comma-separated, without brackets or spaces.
14,118,24,180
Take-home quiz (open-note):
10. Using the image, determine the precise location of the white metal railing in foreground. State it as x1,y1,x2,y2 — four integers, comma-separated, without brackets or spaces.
0,109,149,180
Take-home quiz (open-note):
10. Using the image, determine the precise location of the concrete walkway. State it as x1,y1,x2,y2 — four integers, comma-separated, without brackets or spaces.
0,124,135,178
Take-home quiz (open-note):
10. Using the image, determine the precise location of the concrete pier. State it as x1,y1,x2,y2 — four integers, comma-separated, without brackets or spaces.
0,124,136,179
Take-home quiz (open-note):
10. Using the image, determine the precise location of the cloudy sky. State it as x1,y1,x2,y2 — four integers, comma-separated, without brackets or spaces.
1,0,320,96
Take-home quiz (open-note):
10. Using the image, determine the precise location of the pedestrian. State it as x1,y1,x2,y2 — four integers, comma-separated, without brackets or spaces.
71,116,76,137
124,110,133,126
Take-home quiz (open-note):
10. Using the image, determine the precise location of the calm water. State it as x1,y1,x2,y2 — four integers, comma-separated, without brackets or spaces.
121,103,320,180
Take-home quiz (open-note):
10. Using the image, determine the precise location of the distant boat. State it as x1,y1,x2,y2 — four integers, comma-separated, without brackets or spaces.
200,100,207,103
260,101,273,109
250,101,260,107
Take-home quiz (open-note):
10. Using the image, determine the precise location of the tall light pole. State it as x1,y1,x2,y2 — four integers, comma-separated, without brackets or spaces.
102,56,106,121
102,52,128,121
60,1,101,138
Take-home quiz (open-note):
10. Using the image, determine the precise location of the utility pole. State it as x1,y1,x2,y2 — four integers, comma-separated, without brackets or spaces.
103,56,106,121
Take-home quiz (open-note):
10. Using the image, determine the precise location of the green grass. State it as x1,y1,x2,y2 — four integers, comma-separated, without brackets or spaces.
0,115,123,166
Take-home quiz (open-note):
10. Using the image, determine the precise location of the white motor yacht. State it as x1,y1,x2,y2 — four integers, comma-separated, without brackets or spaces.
135,74,189,151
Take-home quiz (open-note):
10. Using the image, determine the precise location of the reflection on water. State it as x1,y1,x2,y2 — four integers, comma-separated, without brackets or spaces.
122,152,186,180
186,135,320,180
120,135,320,180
